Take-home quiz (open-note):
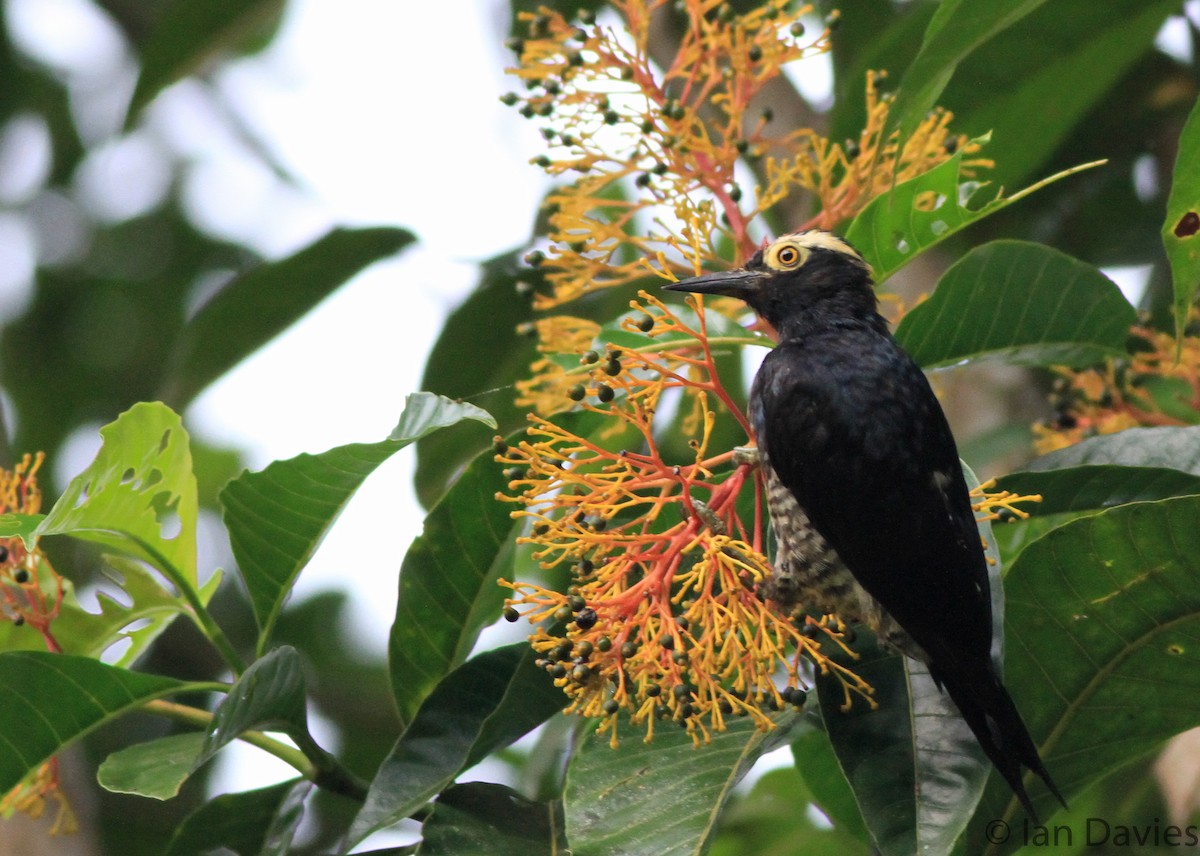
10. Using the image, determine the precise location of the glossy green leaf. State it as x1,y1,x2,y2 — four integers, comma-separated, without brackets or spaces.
0,652,193,793
944,0,1177,187
127,0,286,122
416,782,566,856
790,727,870,844
0,512,42,546
221,392,495,652
389,442,516,724
845,146,1100,283
816,648,992,856
895,241,1135,369
37,401,199,588
967,496,1200,852
97,732,207,800
996,426,1200,515
1162,93,1200,340
415,251,540,507
827,2,935,145
159,226,415,408
347,644,562,849
195,645,309,772
709,765,869,856
815,466,999,856
885,0,1046,141
3,403,234,663
563,710,801,856
164,778,312,856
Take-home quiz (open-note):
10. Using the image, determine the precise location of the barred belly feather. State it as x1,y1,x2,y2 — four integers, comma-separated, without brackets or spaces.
760,452,924,661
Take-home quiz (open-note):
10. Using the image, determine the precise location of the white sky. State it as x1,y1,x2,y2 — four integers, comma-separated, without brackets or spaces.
5,0,552,831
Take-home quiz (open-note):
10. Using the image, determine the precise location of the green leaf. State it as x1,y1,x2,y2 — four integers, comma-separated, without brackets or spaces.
1162,93,1200,340
0,652,193,793
844,145,1101,283
944,0,1178,187
885,0,1047,142
967,496,1200,851
0,555,222,664
895,241,1135,369
164,778,312,856
37,402,198,588
195,645,309,772
388,442,516,724
816,648,992,856
0,512,43,547
160,226,415,409
996,426,1200,515
816,465,999,856
790,728,869,844
416,782,566,856
221,392,494,651
562,710,801,856
710,765,869,856
23,403,239,666
347,644,562,849
415,251,540,507
97,732,207,800
127,0,286,122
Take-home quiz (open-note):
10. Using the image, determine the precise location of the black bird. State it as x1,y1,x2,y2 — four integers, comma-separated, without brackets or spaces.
665,230,1064,821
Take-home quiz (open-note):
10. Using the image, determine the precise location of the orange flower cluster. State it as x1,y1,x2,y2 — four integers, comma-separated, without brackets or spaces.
499,294,874,743
0,452,75,834
0,452,61,650
503,1,980,312
1035,314,1200,453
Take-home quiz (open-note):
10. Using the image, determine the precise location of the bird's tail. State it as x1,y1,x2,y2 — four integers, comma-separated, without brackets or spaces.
942,669,1066,825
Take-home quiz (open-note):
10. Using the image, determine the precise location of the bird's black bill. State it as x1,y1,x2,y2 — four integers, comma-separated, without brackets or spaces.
664,269,764,299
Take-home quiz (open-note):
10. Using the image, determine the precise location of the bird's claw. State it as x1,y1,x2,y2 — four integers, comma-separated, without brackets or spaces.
732,445,760,468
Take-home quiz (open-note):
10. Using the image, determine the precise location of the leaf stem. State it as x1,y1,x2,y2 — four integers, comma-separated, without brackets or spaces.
142,698,369,801
144,699,312,776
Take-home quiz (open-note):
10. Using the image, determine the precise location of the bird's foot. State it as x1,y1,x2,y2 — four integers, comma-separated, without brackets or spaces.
732,445,760,468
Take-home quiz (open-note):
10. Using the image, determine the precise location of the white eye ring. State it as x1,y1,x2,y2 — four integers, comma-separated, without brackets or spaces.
772,243,807,269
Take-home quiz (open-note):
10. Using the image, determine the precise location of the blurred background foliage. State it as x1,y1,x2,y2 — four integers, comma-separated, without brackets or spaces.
1,0,1199,854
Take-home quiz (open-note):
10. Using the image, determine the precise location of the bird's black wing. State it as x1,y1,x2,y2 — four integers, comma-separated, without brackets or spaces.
751,327,993,673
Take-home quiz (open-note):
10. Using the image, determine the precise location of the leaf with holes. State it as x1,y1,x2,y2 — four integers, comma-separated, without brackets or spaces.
845,143,1101,284
54,557,220,665
895,240,1135,369
221,392,495,652
966,495,1200,852
1162,94,1200,340
35,402,201,598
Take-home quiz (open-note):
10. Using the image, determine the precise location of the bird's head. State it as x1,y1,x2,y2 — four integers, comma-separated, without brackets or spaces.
664,230,877,339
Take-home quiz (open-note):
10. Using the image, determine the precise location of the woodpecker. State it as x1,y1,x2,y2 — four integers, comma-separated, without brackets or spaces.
665,230,1064,821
